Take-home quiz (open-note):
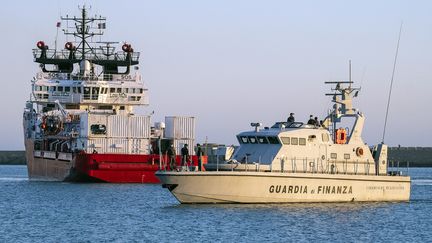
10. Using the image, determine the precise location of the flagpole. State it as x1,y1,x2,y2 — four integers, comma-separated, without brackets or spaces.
54,22,60,56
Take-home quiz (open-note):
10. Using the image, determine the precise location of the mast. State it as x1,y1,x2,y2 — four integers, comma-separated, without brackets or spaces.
62,6,106,61
33,6,139,75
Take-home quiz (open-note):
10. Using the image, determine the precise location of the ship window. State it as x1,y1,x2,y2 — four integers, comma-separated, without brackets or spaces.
299,138,306,146
331,153,337,159
238,136,249,144
117,88,121,93
65,86,70,92
58,86,64,92
280,137,290,145
43,94,49,99
140,88,143,93
137,96,142,101
125,88,129,93
322,133,329,142
90,124,107,135
77,87,82,93
72,87,77,93
83,87,91,99
110,88,115,93
291,137,298,145
248,136,257,144
132,88,136,93
344,154,350,159
257,136,268,144
267,136,280,144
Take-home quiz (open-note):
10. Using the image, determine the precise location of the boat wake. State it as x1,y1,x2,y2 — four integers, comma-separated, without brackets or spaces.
412,179,432,186
0,177,28,182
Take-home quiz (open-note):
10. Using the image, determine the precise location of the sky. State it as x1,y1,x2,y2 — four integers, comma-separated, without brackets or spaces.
0,0,431,150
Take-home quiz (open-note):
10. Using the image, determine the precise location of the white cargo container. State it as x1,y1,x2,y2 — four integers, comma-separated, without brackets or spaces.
80,113,109,138
85,138,150,154
165,116,195,139
108,115,129,137
129,116,151,138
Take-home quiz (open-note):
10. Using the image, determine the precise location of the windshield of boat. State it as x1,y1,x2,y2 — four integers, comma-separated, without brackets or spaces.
271,122,303,129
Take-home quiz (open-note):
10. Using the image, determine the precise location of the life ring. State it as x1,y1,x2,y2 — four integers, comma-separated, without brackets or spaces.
336,128,347,144
356,147,364,157
37,41,45,49
65,42,74,50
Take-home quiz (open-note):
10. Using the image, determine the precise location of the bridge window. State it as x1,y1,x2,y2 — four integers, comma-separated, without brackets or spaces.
58,86,64,92
267,136,280,144
65,86,70,92
237,136,249,144
248,136,257,144
257,136,268,144
299,138,306,146
291,137,298,145
280,137,290,145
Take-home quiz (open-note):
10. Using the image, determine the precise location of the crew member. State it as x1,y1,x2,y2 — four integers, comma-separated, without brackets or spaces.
181,144,189,167
287,113,295,123
314,117,319,127
307,115,316,125
196,143,204,171
167,144,176,171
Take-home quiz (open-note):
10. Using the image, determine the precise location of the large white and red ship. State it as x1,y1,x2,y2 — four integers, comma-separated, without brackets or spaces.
23,7,205,183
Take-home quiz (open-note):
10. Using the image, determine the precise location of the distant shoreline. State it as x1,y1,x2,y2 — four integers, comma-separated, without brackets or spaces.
1,147,431,166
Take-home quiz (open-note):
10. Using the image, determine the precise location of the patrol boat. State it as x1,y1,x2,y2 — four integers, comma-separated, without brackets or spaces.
23,7,202,183
156,81,411,203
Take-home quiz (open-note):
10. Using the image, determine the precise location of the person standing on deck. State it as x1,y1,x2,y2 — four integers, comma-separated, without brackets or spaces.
181,144,189,167
167,144,176,171
196,143,204,171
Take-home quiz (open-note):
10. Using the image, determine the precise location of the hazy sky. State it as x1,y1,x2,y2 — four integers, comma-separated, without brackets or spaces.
0,0,431,150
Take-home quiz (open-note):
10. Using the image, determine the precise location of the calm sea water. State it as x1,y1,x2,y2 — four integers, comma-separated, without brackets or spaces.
1,165,431,242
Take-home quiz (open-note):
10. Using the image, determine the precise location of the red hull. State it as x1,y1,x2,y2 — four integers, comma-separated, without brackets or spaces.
75,153,206,183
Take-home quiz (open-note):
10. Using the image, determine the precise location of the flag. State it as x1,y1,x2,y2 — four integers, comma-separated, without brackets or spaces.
56,22,61,28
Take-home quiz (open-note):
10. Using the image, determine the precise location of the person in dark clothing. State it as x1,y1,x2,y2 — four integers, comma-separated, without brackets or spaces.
287,113,295,123
307,115,316,125
314,117,319,127
196,143,204,171
167,144,176,171
181,144,189,167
